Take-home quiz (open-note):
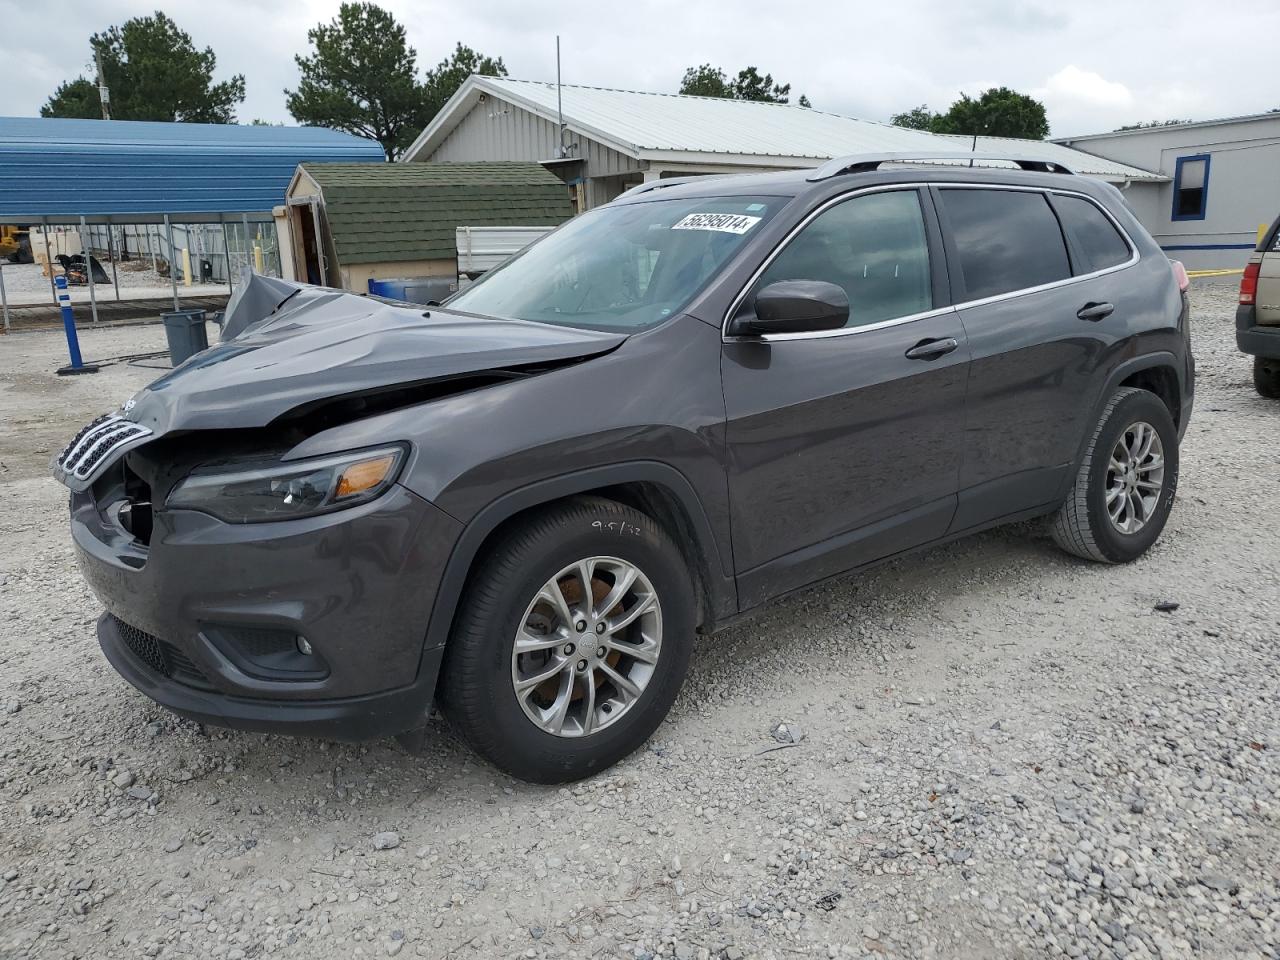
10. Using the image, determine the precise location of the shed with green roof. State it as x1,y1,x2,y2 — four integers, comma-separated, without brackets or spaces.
279,161,574,291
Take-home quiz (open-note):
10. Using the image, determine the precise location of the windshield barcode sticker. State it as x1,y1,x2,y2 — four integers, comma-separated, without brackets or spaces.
672,213,762,235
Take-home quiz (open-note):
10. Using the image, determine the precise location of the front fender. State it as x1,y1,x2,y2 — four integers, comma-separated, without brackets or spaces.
418,461,737,662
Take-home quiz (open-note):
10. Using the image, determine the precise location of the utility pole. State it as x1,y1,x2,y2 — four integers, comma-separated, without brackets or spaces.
95,49,111,120
555,36,566,159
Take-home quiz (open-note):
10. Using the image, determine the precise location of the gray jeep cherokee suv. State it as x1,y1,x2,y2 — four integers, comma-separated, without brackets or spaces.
56,153,1194,783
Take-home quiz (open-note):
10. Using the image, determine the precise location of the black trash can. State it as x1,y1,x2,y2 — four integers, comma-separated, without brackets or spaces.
162,309,208,366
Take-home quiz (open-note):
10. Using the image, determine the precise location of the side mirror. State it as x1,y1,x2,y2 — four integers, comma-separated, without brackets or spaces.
730,280,849,337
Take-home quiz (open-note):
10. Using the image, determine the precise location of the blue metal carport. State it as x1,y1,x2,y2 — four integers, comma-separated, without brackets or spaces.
0,117,381,330
0,117,382,223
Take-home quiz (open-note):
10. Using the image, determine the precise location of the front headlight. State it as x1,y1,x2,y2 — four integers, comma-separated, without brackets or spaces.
166,445,406,523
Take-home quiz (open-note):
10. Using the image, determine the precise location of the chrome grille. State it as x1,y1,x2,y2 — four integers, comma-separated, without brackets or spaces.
54,414,153,486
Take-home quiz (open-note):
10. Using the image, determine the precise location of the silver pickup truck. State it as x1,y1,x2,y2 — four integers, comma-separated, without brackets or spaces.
1239,215,1280,397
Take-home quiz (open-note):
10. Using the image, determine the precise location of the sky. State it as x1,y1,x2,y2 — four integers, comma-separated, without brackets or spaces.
0,0,1276,139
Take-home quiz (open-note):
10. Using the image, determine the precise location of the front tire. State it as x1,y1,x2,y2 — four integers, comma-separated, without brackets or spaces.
1051,387,1179,563
1255,357,1280,399
437,496,695,783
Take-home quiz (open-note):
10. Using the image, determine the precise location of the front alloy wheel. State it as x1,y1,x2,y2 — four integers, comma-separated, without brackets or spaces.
438,497,694,783
512,557,662,738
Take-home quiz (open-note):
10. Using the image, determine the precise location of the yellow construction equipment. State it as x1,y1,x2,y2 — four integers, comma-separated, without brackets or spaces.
0,225,33,264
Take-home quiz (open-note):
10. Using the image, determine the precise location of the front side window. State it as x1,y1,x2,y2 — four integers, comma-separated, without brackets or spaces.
939,189,1071,300
750,190,933,328
1054,194,1132,274
1172,155,1210,221
447,195,783,331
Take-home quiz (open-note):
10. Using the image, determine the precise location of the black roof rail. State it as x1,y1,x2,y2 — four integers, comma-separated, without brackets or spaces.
807,152,1076,181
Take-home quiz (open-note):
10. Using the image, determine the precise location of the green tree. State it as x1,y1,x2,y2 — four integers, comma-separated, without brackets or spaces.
730,67,790,103
890,104,939,131
931,87,1049,140
679,64,732,98
420,43,507,130
41,12,245,122
42,78,102,119
678,64,808,106
286,2,423,160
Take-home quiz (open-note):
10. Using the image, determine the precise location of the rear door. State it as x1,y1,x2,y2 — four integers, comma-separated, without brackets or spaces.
934,186,1130,531
722,187,969,607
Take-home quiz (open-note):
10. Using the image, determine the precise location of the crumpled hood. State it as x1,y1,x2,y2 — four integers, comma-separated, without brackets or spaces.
122,277,627,436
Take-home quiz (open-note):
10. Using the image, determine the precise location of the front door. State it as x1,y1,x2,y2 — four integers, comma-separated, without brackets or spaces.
722,188,969,608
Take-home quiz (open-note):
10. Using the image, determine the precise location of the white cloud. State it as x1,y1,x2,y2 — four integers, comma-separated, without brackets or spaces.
1038,66,1133,109
1,0,1277,140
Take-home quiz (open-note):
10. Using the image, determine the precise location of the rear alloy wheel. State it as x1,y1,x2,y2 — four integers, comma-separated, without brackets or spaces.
1052,387,1179,563
1255,357,1280,399
438,497,693,783
1102,421,1166,535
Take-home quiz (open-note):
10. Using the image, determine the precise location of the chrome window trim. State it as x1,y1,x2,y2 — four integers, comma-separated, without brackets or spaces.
722,181,1140,344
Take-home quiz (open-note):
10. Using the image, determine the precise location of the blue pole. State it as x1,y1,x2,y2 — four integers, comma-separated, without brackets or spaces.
55,275,99,376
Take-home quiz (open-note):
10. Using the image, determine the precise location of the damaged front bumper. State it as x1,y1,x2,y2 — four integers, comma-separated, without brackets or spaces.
72,475,461,740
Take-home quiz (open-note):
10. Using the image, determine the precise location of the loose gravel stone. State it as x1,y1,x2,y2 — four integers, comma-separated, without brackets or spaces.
372,832,401,851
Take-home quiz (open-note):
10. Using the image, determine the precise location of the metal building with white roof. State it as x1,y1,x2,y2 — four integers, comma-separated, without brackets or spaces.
405,76,1162,210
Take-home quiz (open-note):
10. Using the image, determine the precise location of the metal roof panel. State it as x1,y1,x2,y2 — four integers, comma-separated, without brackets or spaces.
0,117,384,221
405,78,1164,184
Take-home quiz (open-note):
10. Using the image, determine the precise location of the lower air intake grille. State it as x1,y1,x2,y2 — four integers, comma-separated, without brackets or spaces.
115,617,166,674
111,616,214,691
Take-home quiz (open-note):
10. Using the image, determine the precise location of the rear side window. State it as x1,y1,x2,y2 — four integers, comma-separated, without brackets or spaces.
939,189,1071,300
1054,195,1132,274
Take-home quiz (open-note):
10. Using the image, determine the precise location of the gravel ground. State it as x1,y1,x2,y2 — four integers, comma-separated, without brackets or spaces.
1,260,228,306
1,281,1276,960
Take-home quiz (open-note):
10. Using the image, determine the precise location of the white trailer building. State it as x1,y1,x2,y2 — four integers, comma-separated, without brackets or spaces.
1056,113,1280,270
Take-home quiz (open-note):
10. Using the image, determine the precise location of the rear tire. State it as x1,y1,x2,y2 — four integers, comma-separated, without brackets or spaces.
1255,357,1280,399
437,496,695,783
1051,387,1179,564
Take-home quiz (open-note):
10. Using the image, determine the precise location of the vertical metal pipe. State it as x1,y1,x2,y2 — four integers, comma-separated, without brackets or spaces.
79,216,99,324
0,259,11,334
222,221,235,295
555,36,565,158
149,223,158,273
108,224,121,301
43,221,57,304
241,213,252,275
164,214,179,310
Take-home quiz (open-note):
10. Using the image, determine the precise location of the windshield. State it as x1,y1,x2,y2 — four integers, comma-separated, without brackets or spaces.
447,194,784,331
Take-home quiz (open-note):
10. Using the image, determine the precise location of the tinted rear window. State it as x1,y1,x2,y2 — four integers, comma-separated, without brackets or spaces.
1054,195,1131,273
940,189,1071,300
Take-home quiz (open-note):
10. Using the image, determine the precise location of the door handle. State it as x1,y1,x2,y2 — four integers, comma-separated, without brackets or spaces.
1077,301,1115,322
904,337,959,361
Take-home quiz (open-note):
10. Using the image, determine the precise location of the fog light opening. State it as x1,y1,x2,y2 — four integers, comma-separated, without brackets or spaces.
296,636,313,656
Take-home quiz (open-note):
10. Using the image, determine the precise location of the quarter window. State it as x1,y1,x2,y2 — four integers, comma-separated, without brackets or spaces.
1054,195,1132,274
751,190,932,328
939,189,1071,300
1172,155,1209,221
